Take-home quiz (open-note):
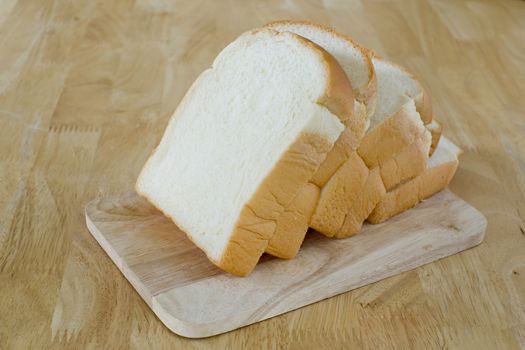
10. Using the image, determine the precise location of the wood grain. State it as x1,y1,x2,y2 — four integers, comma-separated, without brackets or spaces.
1,0,524,348
85,190,485,338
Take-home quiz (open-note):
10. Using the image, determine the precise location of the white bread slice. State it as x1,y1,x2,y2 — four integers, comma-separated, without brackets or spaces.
368,136,461,223
136,29,354,276
263,21,374,258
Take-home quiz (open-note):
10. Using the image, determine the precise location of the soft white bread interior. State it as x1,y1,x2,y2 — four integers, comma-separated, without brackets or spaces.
368,52,432,128
368,136,461,223
136,28,354,276
264,20,374,258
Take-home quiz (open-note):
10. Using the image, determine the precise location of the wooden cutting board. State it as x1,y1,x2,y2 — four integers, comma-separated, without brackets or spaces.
85,189,486,338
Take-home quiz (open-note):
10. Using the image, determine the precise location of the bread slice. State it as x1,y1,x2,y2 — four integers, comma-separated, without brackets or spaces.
312,58,433,238
263,20,374,258
136,29,354,276
265,22,433,253
309,151,369,235
368,137,461,223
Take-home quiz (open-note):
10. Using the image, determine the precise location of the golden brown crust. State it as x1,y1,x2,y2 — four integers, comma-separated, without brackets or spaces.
416,83,433,125
368,158,458,224
265,183,320,259
334,167,385,238
309,152,369,236
377,133,431,190
219,132,333,276
358,106,432,190
310,102,366,188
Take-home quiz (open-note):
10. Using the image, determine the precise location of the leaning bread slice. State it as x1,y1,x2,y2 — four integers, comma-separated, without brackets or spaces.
368,137,461,223
263,20,374,258
136,29,354,276
323,57,435,238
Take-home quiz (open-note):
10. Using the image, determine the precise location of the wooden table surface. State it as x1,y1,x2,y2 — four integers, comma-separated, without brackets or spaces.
1,0,524,349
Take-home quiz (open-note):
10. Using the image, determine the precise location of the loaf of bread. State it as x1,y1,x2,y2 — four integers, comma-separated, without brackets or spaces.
136,28,355,276
137,22,461,276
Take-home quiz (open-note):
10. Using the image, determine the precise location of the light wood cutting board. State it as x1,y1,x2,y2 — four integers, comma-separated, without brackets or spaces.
85,189,486,338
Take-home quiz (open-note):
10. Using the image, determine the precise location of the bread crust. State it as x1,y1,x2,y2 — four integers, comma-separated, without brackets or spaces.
368,157,458,224
334,167,385,238
265,183,320,259
217,30,355,275
310,152,369,236
358,104,432,190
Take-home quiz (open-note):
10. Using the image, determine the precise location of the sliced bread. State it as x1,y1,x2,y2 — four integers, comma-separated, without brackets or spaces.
265,22,432,252
263,20,374,258
311,44,432,238
368,136,461,223
320,56,435,238
136,29,354,276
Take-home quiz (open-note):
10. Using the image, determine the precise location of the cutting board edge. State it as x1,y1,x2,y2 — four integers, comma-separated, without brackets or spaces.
84,190,487,338
148,217,486,338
